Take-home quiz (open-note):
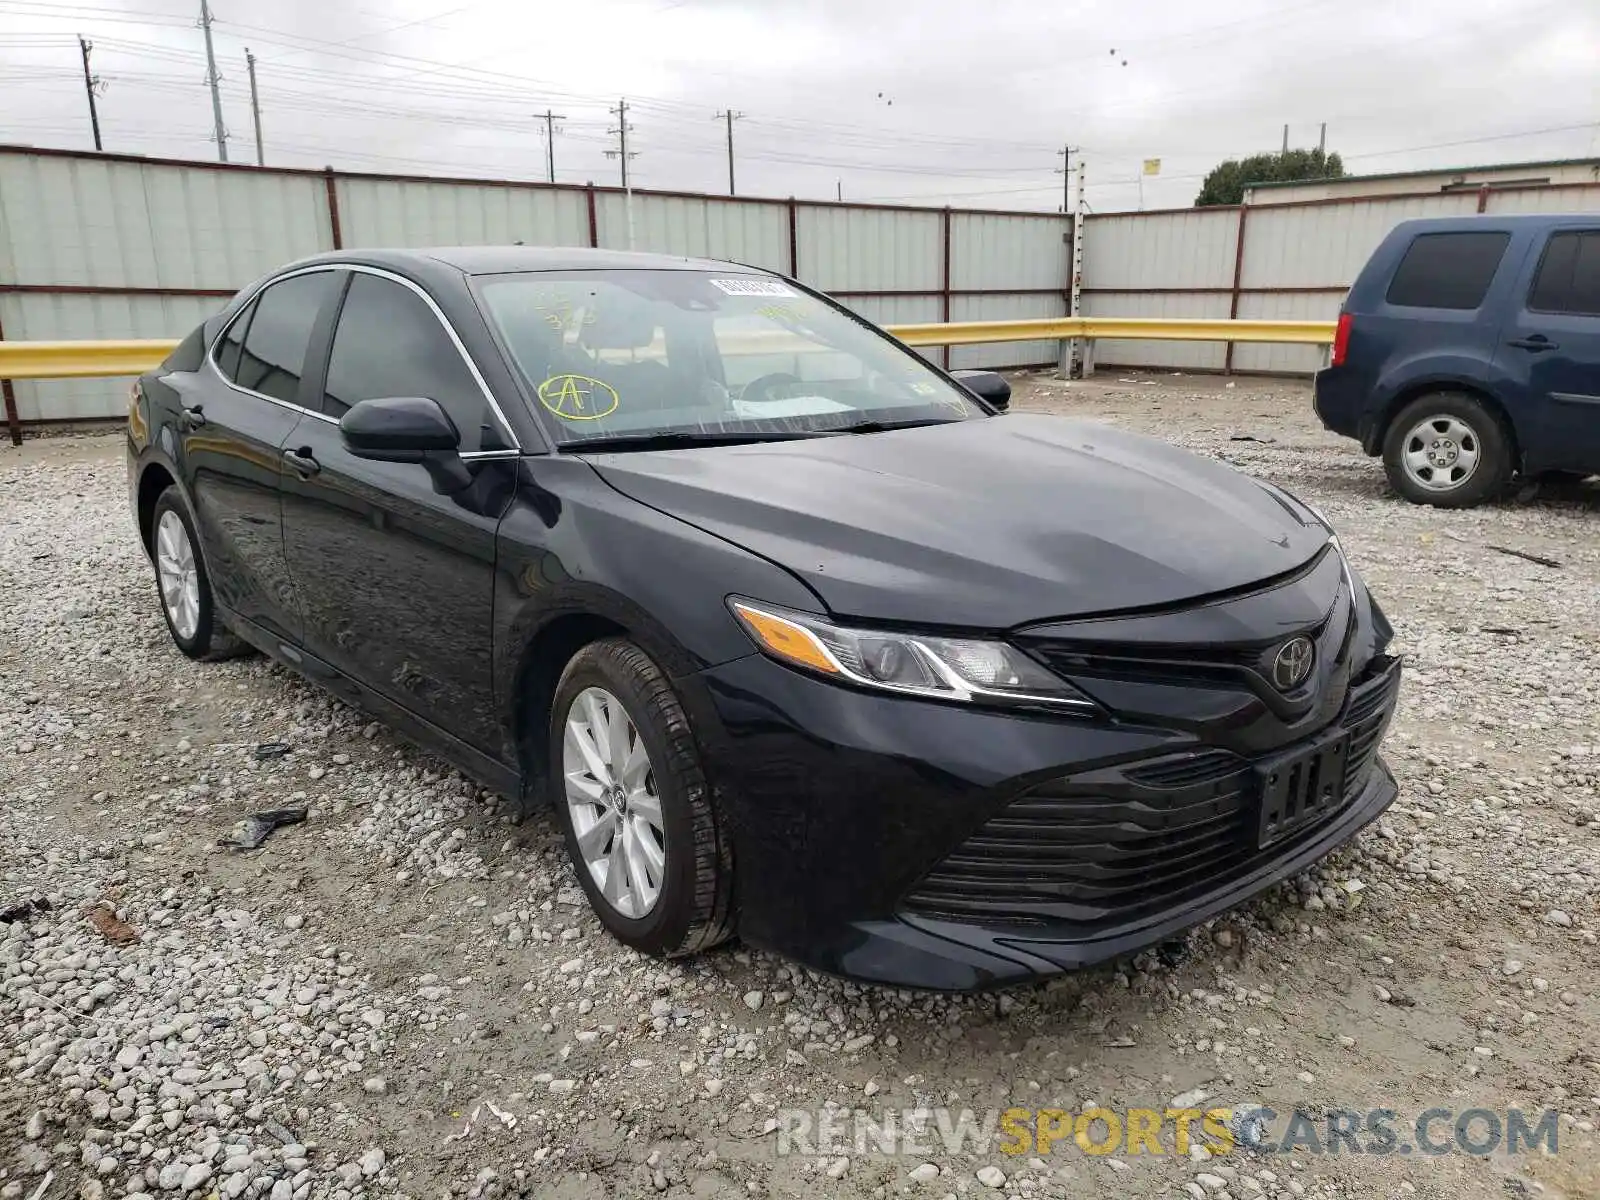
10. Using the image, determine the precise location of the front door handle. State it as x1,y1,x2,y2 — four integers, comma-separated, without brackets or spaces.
1507,335,1558,352
180,404,206,429
282,448,321,476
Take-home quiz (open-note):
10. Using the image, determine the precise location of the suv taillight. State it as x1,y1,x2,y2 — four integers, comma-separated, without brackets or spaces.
1331,312,1353,367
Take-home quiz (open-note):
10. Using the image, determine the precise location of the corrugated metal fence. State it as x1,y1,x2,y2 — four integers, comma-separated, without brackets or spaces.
0,146,1070,423
1087,183,1600,376
4,142,1600,426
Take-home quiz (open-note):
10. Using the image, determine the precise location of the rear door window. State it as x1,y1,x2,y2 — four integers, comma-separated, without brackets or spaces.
1385,231,1510,310
1528,231,1600,316
235,271,340,405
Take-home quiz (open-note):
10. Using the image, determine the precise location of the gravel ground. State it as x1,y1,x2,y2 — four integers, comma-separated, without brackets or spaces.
2,373,1598,1200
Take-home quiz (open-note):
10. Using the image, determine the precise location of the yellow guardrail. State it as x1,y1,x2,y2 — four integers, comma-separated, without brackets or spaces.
0,339,183,379
0,318,1336,382
888,317,1337,348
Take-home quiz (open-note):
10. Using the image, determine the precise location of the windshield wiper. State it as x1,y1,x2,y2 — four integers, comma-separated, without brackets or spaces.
831,417,964,434
562,430,820,453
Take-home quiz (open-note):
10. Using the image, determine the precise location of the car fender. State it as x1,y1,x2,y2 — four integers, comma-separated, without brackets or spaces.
128,418,199,556
489,456,828,779
1363,351,1519,454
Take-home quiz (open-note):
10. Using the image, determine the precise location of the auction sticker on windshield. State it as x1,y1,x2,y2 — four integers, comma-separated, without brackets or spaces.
710,278,797,297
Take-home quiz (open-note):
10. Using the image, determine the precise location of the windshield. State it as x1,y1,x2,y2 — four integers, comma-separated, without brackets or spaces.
475,269,987,446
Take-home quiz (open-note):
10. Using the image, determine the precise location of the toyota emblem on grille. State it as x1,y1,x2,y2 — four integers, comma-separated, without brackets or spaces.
1271,636,1316,691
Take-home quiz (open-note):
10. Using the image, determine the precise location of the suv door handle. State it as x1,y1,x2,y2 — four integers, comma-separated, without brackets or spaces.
282,448,321,476
180,404,206,429
1507,335,1558,352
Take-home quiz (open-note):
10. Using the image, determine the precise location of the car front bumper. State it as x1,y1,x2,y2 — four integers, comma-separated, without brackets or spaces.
684,650,1400,991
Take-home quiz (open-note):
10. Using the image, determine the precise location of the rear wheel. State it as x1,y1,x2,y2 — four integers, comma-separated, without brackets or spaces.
1382,391,1512,508
149,488,247,660
548,638,734,957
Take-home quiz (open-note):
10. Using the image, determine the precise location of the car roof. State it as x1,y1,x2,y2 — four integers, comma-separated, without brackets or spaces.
1388,213,1600,234
288,245,759,276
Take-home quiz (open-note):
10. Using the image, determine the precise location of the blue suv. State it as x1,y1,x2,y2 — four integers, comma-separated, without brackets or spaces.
1314,215,1600,506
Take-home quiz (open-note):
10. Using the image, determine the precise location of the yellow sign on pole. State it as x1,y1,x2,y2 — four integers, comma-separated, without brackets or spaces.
1142,158,1162,176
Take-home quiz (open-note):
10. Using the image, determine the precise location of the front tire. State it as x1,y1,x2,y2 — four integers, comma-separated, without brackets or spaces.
548,638,734,958
1382,392,1512,508
149,488,246,661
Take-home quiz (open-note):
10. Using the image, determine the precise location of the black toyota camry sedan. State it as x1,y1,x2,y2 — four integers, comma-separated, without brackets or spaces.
127,247,1401,990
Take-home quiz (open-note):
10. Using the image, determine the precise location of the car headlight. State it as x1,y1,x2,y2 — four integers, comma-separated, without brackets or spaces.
729,599,1098,713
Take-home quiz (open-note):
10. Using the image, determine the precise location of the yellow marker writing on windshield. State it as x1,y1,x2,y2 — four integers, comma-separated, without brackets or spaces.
538,374,620,420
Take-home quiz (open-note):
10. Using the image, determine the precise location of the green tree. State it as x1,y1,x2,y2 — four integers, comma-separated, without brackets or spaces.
1194,148,1346,206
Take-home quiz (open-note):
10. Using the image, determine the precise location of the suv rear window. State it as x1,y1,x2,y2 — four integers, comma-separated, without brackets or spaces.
1385,231,1510,310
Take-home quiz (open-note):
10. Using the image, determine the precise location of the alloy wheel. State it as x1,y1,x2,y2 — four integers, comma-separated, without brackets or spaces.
562,686,666,919
155,509,201,640
1400,414,1480,492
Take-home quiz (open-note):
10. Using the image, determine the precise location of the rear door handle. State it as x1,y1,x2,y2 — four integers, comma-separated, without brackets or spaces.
1507,335,1558,352
180,404,206,429
282,448,321,476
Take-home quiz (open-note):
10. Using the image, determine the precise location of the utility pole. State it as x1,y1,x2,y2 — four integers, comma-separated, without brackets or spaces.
606,98,638,248
1055,144,1074,213
606,98,637,188
836,179,842,202
713,109,744,196
245,49,263,165
538,109,566,183
199,0,228,162
77,35,102,151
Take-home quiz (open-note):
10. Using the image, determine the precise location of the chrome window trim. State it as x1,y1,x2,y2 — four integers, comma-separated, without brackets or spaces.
206,262,524,451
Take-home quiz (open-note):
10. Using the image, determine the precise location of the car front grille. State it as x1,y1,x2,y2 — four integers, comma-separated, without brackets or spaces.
902,656,1400,930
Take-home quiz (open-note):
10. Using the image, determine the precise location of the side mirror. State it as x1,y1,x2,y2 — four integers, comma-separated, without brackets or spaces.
950,369,1011,413
340,396,472,493
340,395,461,460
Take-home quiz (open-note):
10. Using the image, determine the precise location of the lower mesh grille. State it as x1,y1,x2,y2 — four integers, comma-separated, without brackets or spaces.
903,659,1400,929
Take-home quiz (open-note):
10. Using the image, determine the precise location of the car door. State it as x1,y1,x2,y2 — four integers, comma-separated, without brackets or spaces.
1495,227,1600,474
279,267,520,754
185,268,343,642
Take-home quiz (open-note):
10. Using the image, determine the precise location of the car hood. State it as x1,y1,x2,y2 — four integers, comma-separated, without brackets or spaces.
585,413,1328,629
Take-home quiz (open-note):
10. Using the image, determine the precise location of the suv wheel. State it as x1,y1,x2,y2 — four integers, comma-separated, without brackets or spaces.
1382,392,1512,507
149,488,247,660
549,638,734,957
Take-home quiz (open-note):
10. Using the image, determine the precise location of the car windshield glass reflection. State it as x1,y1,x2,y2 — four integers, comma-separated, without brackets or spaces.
476,269,986,446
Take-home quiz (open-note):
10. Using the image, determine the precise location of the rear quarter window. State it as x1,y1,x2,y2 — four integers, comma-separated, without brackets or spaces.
1384,231,1511,310
160,325,208,373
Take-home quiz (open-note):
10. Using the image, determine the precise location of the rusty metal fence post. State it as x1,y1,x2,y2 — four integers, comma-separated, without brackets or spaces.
1223,204,1249,375
0,306,21,446
323,168,343,250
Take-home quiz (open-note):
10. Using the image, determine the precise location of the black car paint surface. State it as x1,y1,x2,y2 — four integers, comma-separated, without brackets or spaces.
129,246,1400,991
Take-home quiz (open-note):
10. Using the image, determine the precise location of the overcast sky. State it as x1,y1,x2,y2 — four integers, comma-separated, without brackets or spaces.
2,0,1598,212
